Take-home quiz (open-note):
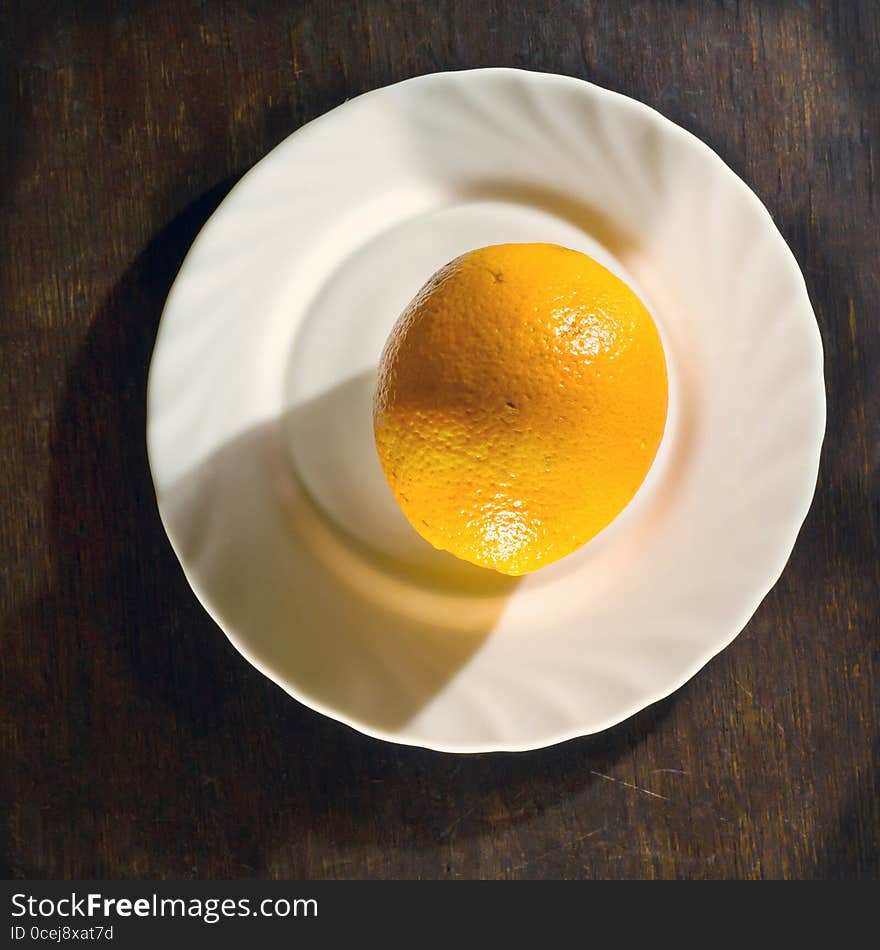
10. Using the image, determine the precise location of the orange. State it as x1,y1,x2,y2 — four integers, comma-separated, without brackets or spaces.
373,243,668,576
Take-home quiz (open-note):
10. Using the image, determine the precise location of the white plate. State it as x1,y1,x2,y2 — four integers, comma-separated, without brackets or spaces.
147,69,825,753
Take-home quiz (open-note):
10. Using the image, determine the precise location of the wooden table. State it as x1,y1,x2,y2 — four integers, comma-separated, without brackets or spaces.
2,0,877,880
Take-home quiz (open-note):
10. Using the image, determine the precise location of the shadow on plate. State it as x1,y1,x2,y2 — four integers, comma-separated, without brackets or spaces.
161,380,518,735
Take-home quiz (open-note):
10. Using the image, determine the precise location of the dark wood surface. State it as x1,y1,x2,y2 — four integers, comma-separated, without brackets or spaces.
1,0,877,880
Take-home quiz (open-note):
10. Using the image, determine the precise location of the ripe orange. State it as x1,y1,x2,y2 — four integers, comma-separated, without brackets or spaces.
373,243,668,575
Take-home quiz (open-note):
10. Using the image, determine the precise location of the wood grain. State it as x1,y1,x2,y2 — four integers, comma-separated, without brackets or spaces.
1,0,877,880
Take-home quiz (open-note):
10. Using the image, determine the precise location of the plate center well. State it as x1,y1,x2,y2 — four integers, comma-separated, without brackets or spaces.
282,196,653,578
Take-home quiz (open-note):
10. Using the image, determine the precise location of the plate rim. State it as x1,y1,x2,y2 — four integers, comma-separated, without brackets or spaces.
147,67,826,753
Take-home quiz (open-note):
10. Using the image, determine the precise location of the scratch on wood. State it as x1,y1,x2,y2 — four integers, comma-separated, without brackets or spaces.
439,806,476,840
734,679,754,700
510,828,603,872
590,771,669,801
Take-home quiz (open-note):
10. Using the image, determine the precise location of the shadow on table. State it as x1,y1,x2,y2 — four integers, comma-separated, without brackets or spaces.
1,180,681,877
